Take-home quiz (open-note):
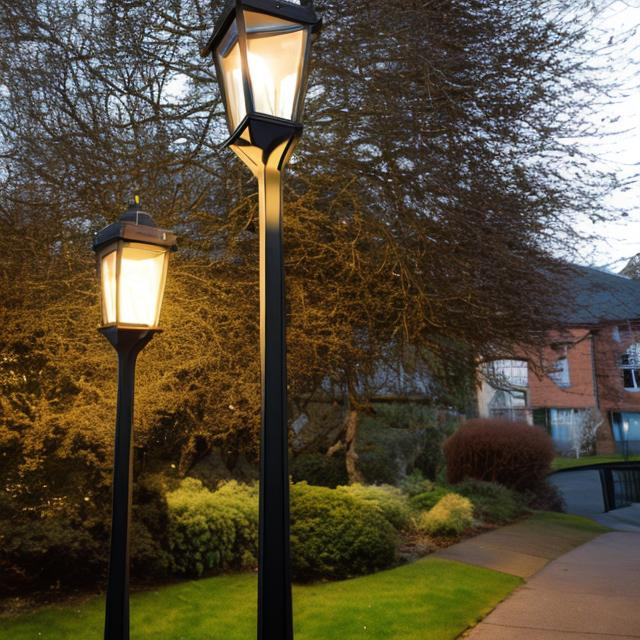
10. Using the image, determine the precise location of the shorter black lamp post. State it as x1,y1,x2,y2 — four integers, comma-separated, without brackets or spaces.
93,199,177,640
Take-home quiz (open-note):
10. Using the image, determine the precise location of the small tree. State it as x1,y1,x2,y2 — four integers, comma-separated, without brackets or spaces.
570,409,602,459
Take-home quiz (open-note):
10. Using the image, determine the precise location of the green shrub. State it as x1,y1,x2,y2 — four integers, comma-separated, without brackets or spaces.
399,470,435,497
166,478,258,577
417,494,474,536
0,517,106,594
290,482,397,581
131,474,172,580
454,479,525,525
409,486,451,512
357,448,399,485
521,480,566,512
444,419,554,491
336,484,411,530
357,405,456,483
290,452,348,488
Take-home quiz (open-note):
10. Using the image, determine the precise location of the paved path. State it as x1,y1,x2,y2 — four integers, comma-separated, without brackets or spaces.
464,532,640,639
549,470,640,532
436,515,605,579
458,473,640,639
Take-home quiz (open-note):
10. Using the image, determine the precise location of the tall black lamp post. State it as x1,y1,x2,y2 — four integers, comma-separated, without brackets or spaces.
93,200,177,640
201,2,320,639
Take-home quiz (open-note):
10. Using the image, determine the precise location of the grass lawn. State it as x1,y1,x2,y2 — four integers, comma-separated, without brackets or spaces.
523,511,609,536
0,557,520,640
552,454,640,471
1,512,607,640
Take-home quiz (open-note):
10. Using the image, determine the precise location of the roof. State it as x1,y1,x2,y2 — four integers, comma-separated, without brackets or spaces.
557,264,640,325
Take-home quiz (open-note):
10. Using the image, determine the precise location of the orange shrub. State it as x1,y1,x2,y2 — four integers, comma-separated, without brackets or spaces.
444,419,554,491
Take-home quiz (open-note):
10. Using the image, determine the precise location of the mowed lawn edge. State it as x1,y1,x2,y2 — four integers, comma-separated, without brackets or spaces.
0,557,521,640
1,512,607,640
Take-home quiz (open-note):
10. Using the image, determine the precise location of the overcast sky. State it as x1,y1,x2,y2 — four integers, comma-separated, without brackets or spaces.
574,0,640,272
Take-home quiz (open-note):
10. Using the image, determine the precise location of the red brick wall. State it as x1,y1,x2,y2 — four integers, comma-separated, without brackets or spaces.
526,327,620,454
525,324,640,454
528,327,596,409
593,325,640,413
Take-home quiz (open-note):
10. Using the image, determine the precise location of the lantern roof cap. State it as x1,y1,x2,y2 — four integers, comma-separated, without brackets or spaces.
93,201,178,253
201,0,321,57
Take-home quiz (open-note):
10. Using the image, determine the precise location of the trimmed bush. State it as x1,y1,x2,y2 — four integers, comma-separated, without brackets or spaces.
409,486,451,512
166,478,258,577
290,452,348,488
290,482,397,581
521,480,566,512
357,448,399,485
131,474,172,580
0,517,106,594
336,484,411,530
444,419,554,491
417,494,474,536
454,479,525,525
399,470,435,497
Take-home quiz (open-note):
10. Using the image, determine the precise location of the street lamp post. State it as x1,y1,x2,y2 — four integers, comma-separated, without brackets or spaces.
623,420,630,462
201,2,320,639
93,200,177,640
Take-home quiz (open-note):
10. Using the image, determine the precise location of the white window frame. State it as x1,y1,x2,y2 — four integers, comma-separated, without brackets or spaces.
621,343,640,392
485,359,528,389
548,356,570,387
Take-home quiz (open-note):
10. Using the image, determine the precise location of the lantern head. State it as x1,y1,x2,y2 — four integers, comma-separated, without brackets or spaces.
93,202,177,330
202,0,321,153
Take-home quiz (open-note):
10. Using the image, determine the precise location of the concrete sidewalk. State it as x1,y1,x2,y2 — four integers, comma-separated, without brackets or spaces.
435,515,605,579
464,531,640,639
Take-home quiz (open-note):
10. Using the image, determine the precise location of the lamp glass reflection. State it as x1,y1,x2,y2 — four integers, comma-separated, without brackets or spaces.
101,250,117,325
244,11,307,121
119,244,166,327
217,21,247,130
100,242,168,328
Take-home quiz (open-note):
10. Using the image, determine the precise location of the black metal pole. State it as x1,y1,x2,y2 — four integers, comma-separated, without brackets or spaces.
256,162,293,640
625,432,630,462
101,328,155,640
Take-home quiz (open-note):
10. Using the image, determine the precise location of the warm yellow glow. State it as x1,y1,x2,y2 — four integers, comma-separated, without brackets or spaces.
118,244,167,327
218,29,247,130
245,17,306,120
101,251,117,325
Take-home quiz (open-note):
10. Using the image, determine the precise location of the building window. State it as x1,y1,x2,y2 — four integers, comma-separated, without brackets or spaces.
488,389,527,421
548,356,570,387
621,343,640,390
611,412,640,454
485,359,528,389
549,408,586,443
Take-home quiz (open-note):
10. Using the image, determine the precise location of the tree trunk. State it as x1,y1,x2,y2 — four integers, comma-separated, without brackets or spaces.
344,408,364,484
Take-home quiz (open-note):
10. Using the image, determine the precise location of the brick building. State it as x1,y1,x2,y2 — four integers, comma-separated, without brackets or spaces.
477,265,640,454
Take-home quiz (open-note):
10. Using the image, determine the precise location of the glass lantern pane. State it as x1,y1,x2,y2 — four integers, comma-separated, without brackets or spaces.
118,244,167,327
101,250,117,325
244,11,307,121
216,21,247,131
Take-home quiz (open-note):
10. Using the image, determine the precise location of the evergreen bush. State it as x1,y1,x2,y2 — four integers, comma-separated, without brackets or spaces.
290,452,348,488
290,482,397,581
336,483,411,530
417,494,474,536
409,486,452,512
454,478,526,525
166,478,258,577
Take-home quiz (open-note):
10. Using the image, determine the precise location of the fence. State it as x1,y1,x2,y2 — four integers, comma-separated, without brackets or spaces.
599,464,640,512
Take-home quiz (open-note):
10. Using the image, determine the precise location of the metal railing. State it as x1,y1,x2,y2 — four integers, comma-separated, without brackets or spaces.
599,464,640,512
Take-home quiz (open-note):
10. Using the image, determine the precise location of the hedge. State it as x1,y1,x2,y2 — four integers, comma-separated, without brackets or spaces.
444,419,554,491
